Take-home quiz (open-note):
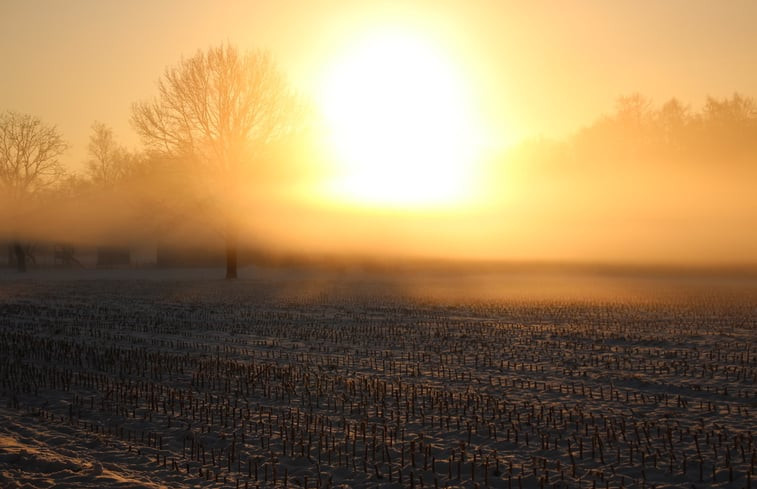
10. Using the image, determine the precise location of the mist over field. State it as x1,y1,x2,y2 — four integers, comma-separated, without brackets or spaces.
2,93,756,269
1,2,756,489
2,2,757,272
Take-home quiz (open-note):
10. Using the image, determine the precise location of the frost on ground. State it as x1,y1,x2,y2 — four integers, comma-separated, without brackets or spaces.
0,268,755,488
0,412,172,488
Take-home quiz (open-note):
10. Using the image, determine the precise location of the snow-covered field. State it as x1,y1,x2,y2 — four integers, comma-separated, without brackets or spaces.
0,267,755,488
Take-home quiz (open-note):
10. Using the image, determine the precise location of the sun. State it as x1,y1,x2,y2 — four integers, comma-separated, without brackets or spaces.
317,30,483,209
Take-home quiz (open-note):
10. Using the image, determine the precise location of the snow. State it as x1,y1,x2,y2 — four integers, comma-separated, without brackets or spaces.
0,267,755,488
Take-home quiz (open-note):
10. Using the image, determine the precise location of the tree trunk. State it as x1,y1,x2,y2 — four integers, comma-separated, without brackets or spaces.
225,233,238,280
13,242,26,272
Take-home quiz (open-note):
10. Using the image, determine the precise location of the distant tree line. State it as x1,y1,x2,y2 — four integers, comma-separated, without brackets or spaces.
508,93,757,176
2,44,304,276
2,47,755,274
490,92,756,265
575,93,757,169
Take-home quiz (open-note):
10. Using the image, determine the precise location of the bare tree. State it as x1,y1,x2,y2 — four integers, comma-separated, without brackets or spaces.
88,122,123,185
86,121,146,186
132,44,299,279
0,111,67,271
653,98,691,152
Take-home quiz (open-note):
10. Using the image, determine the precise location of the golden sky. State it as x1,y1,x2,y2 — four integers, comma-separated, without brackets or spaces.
3,0,756,166
2,1,756,265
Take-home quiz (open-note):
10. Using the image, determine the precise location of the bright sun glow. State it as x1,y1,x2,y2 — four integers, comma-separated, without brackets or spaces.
317,30,483,209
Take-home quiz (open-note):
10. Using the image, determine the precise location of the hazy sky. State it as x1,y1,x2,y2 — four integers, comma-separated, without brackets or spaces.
2,0,757,170
2,1,757,266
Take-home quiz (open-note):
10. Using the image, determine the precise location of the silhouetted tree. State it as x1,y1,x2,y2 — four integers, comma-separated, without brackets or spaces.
0,111,67,271
132,45,299,279
656,98,690,149
703,93,756,125
87,122,127,185
699,93,757,161
614,93,653,128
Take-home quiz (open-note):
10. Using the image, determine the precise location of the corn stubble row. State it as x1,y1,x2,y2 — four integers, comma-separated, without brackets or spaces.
0,281,755,488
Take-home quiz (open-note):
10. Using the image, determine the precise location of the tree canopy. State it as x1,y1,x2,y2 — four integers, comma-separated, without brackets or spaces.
0,111,67,203
131,44,300,278
0,111,68,271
